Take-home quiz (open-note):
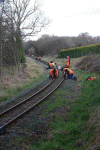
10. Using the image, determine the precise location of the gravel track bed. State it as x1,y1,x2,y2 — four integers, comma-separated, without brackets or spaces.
0,78,50,112
0,70,63,127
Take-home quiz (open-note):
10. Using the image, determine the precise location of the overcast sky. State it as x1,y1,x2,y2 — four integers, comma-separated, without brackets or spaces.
31,0,100,40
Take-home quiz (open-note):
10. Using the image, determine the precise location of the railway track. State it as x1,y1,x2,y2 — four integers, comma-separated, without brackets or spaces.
0,60,64,134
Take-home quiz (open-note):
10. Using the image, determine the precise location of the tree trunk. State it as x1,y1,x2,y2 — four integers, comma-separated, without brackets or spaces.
0,43,3,78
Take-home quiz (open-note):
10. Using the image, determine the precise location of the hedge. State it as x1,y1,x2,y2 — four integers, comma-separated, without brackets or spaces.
58,43,100,58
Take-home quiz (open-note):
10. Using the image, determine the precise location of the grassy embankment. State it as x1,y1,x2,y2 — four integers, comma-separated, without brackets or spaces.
30,54,100,150
0,57,45,104
0,54,100,149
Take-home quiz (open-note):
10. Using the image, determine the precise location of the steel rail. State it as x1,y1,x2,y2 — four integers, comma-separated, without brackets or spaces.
33,57,48,65
0,59,64,134
0,77,64,134
0,78,64,129
0,79,54,116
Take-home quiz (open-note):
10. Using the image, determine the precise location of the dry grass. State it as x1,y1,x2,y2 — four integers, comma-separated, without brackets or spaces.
76,54,100,74
0,57,44,97
42,55,83,70
26,57,44,78
74,54,100,149
85,106,100,150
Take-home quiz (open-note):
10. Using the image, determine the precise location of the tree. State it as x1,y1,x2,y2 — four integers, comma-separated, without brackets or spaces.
0,0,50,77
3,0,50,62
0,0,5,77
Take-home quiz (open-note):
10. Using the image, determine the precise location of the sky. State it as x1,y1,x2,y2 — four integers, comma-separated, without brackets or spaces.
30,0,100,40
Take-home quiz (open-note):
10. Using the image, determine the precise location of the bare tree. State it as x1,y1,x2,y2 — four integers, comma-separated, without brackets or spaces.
5,0,50,38
0,0,50,77
0,0,5,77
3,0,50,63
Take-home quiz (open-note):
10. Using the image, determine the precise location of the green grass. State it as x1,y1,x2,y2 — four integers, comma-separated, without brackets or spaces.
30,70,100,150
0,74,45,103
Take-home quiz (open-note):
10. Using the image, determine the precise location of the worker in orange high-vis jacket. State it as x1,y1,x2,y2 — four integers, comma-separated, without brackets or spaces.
63,67,73,79
86,76,98,81
49,61,55,68
38,57,41,60
46,60,55,70
66,56,70,68
49,68,58,79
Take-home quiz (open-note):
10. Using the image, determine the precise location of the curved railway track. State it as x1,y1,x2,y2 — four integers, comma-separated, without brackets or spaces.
0,60,64,134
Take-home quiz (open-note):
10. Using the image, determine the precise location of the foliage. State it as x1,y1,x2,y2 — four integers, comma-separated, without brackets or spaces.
24,33,100,57
0,57,44,103
75,54,100,74
0,0,50,75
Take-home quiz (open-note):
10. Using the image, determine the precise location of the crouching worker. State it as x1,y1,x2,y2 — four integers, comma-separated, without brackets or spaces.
46,60,55,70
49,68,58,79
63,68,73,79
63,67,77,80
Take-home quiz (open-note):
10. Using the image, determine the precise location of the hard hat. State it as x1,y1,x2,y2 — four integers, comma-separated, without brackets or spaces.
50,60,53,63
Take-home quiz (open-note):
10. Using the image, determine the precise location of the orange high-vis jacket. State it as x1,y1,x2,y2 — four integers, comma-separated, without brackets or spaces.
63,68,73,74
66,62,70,68
49,62,55,68
50,69,58,77
66,56,70,68
38,57,41,60
87,77,98,81
67,56,70,63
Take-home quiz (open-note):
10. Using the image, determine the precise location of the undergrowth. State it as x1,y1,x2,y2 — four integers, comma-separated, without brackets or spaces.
0,74,44,103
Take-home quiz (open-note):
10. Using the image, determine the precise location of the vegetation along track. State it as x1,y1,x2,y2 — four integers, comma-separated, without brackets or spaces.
0,60,64,135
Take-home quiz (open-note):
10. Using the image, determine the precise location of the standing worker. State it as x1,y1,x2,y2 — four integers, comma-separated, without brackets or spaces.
66,56,70,68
